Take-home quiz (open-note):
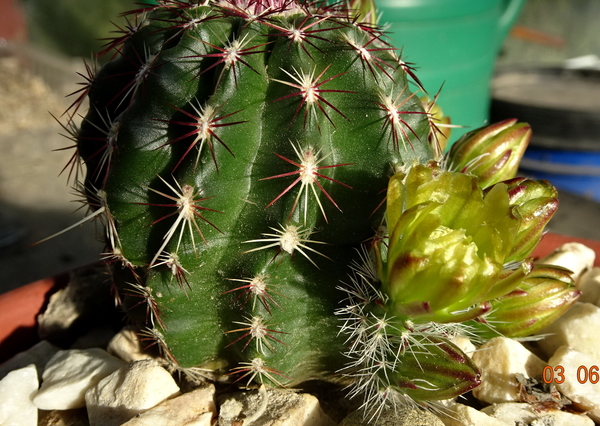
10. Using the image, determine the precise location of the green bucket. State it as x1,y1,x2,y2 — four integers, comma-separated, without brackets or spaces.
375,0,526,144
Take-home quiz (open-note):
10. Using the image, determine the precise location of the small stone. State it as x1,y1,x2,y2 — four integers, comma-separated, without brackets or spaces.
577,267,600,305
219,386,335,426
37,267,117,347
450,335,477,357
85,359,180,426
536,302,600,360
481,401,593,426
33,348,126,410
539,242,596,281
108,327,153,362
530,410,593,426
481,402,539,424
0,364,38,426
437,402,509,426
584,405,600,423
472,337,546,404
120,384,216,426
0,340,59,381
547,346,600,411
339,405,445,426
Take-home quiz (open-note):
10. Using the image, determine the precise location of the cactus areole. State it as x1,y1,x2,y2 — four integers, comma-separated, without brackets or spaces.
67,0,577,413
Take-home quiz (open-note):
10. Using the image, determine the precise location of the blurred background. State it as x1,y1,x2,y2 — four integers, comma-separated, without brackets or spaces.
0,0,599,293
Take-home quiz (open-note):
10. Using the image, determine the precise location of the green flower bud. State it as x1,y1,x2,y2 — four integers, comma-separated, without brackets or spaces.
382,334,481,402
342,305,482,406
469,265,581,339
447,119,531,188
501,178,559,264
377,162,520,323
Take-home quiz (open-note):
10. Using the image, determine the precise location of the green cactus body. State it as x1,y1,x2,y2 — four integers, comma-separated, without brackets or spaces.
64,0,580,413
75,0,434,386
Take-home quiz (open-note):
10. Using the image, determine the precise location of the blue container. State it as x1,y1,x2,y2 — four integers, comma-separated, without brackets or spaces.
519,148,600,202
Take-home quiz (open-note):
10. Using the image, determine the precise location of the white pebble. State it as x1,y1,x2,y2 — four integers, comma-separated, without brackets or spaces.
481,403,535,424
531,410,594,426
539,242,595,281
450,335,477,357
481,402,593,426
108,327,154,362
0,364,38,426
577,267,600,305
121,384,216,426
0,340,59,381
536,302,600,360
33,348,126,410
547,346,600,411
219,386,336,426
472,337,546,404
437,402,509,426
584,405,600,423
340,405,445,426
85,359,180,426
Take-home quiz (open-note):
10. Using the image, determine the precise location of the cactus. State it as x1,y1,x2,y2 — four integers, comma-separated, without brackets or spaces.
58,0,579,416
72,0,434,384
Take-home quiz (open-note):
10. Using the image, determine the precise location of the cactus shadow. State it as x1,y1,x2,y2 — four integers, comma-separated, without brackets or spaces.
0,200,105,293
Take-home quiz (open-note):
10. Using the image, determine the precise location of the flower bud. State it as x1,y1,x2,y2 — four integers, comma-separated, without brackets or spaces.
447,119,531,188
348,0,377,26
469,265,581,339
383,335,481,402
501,178,559,264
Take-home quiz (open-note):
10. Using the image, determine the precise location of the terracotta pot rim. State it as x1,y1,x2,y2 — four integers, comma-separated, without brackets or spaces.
0,272,69,363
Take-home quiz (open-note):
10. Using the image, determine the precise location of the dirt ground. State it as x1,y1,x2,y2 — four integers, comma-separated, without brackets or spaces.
0,53,103,293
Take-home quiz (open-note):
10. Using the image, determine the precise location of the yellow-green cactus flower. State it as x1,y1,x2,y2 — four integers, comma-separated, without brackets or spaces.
376,161,521,323
340,160,569,411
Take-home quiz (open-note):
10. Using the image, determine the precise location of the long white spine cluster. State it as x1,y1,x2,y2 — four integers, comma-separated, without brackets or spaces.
336,246,469,419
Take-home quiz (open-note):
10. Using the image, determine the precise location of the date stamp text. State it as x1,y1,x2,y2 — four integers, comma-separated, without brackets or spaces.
543,365,600,384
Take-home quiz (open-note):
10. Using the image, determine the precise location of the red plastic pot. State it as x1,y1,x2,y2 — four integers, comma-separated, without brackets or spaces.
1,233,599,363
